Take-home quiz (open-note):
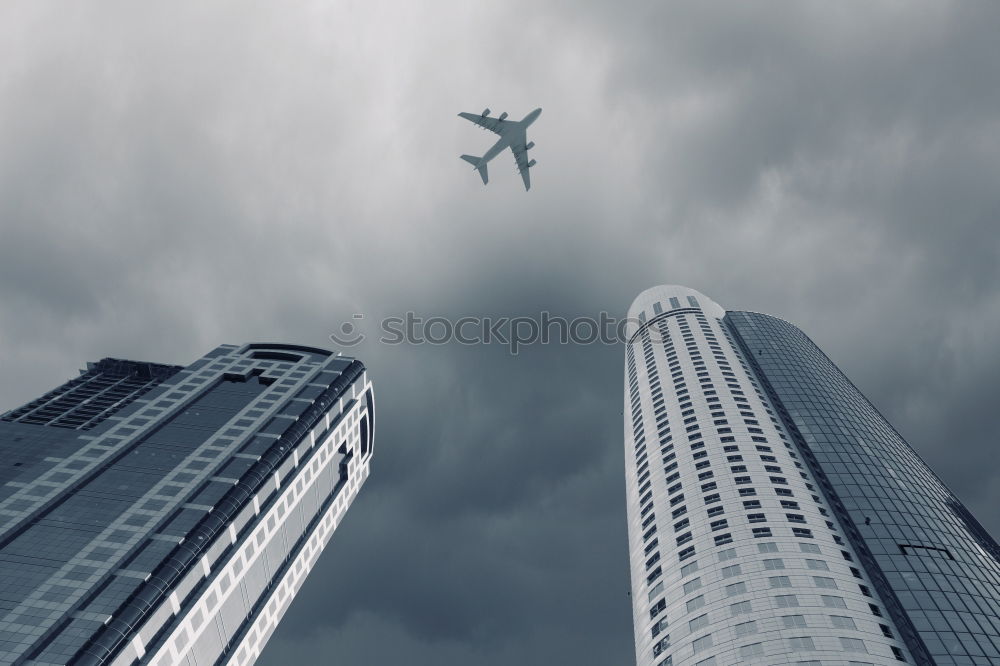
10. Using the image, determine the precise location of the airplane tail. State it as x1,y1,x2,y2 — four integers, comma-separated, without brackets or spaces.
460,154,488,185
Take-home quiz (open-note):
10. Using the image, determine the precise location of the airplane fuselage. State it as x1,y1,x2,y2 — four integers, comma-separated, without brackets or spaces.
458,107,541,190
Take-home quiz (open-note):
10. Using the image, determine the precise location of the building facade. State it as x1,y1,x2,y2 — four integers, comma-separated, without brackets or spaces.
0,343,374,665
624,286,1000,666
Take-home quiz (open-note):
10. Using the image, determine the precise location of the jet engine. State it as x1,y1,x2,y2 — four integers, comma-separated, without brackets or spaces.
498,111,508,121
527,159,537,168
525,141,535,150
482,108,490,117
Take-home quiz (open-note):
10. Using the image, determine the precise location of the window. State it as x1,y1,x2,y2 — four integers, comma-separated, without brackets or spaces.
683,578,702,594
672,505,687,519
840,638,867,653
686,595,706,612
786,513,806,523
714,533,733,546
681,561,698,577
775,594,799,608
739,643,764,658
742,500,761,509
676,532,693,546
650,598,666,619
879,624,894,638
701,482,718,492
652,635,671,658
730,600,752,615
859,585,872,597
674,518,690,532
651,617,669,638
734,620,756,636
678,546,696,561
722,564,741,578
830,615,856,629
704,493,721,504
747,513,767,523
814,576,838,589
710,519,728,531
647,581,663,602
769,576,791,588
758,542,779,553
692,635,713,653
788,637,815,650
782,614,806,628
805,559,829,571
647,567,662,585
689,613,708,631
706,505,725,518
822,595,847,609
792,528,814,539
738,488,757,496
763,558,784,570
752,527,772,538
726,582,748,596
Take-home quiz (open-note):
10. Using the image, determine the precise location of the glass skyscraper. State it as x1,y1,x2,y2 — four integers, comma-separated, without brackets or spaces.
0,343,374,665
623,285,1000,666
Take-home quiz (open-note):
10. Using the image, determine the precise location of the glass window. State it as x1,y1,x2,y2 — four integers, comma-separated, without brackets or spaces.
681,561,698,577
726,581,748,596
814,576,837,589
722,564,741,578
718,548,737,562
830,615,856,629
683,578,702,594
840,637,867,653
788,637,815,650
805,559,829,571
730,600,752,615
686,595,705,612
769,576,791,588
757,542,778,553
692,635,713,653
822,595,847,609
739,643,764,657
689,613,709,631
734,620,757,636
763,558,784,570
775,594,799,608
782,614,807,628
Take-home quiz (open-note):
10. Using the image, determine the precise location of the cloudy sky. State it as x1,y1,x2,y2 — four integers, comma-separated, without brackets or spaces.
1,2,999,664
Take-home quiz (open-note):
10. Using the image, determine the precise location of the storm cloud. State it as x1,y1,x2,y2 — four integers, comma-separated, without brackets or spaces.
0,2,998,664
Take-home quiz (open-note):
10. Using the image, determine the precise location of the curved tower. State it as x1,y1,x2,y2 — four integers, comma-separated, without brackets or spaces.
624,286,913,665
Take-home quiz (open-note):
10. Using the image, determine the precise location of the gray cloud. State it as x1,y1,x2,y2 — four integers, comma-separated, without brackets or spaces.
0,1,998,664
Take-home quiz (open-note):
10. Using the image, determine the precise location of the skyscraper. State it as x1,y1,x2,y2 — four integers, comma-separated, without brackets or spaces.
623,286,1000,666
0,343,374,665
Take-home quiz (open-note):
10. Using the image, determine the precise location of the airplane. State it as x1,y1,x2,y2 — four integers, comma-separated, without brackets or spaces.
458,107,541,191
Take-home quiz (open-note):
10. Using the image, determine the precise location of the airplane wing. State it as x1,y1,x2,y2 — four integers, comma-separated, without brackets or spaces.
458,112,507,135
510,129,532,191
